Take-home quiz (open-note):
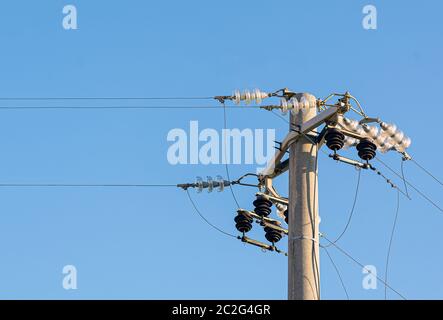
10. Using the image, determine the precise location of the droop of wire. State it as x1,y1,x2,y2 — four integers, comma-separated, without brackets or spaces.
321,234,407,300
185,189,237,239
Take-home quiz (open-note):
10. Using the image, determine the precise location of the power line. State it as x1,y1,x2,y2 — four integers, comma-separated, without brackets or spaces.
368,164,411,199
0,97,215,101
321,233,407,300
385,189,400,300
0,105,263,110
321,246,349,300
185,189,237,239
222,102,241,208
375,157,443,214
0,183,176,187
410,158,443,187
401,160,410,199
323,168,361,247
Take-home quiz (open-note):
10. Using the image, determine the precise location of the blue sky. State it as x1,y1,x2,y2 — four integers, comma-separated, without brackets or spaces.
0,0,442,299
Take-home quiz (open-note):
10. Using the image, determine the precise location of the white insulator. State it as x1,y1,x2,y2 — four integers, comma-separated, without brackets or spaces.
342,117,355,130
355,125,366,137
380,137,395,153
375,131,389,146
215,175,224,192
252,88,268,104
380,122,397,136
343,136,357,149
243,90,252,104
397,136,412,152
362,124,379,139
336,115,345,127
393,130,405,144
342,117,351,126
347,119,360,131
233,89,268,105
275,202,287,212
307,95,317,109
233,90,241,105
196,176,203,193
280,98,289,115
206,176,214,193
290,97,300,115
276,203,287,220
299,96,310,113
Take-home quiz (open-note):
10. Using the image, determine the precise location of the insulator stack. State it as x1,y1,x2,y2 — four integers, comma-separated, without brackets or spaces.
233,89,269,105
253,195,272,217
379,122,412,152
325,128,345,152
279,97,299,115
343,136,358,150
356,138,377,161
264,222,283,244
234,214,253,234
195,175,229,193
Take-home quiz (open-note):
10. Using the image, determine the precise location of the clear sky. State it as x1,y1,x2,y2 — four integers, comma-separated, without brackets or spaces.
0,0,442,299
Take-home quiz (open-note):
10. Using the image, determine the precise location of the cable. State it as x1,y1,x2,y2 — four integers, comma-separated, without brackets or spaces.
401,160,410,199
0,105,263,110
222,102,241,208
0,183,176,187
321,246,349,300
368,164,410,199
375,157,443,214
410,158,443,188
185,189,237,239
323,168,361,247
0,97,214,101
385,189,400,300
321,234,407,300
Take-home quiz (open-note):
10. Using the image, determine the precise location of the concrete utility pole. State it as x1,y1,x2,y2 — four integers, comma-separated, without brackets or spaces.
186,88,412,300
288,93,320,300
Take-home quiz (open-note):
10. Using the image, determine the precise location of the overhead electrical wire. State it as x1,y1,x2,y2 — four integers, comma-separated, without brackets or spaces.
185,189,237,239
384,189,400,300
0,105,263,110
410,158,443,188
321,246,350,300
401,160,410,199
323,168,361,247
321,233,407,300
0,183,176,188
375,157,443,214
0,96,215,101
222,102,241,208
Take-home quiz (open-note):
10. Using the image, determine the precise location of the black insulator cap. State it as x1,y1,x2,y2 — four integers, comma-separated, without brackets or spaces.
253,196,272,217
264,226,283,243
356,138,377,161
284,209,288,224
234,214,253,233
325,128,345,151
